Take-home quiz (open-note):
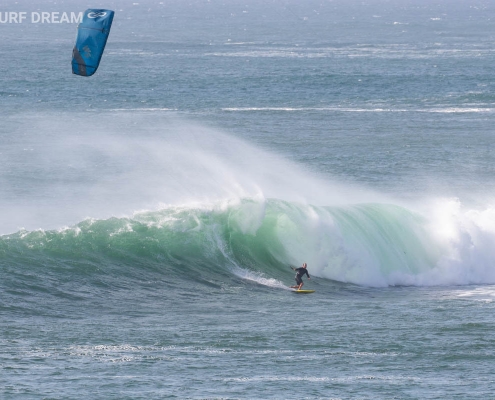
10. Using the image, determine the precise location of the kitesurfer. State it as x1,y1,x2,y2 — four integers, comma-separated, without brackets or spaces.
290,263,310,290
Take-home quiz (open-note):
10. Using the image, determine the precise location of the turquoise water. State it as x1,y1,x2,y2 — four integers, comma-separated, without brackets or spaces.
2,0,495,398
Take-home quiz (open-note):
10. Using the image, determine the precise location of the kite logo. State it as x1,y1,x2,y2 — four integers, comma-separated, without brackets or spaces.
82,45,92,58
87,11,107,18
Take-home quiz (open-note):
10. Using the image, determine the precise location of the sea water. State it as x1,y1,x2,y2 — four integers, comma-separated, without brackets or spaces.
1,0,495,398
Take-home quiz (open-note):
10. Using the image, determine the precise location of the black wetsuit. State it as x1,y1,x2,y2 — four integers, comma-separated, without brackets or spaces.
293,267,310,285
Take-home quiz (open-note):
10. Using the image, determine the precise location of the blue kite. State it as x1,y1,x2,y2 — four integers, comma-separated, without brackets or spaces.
72,9,114,77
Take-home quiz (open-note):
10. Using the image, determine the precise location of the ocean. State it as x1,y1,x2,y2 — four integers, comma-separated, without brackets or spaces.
1,0,495,398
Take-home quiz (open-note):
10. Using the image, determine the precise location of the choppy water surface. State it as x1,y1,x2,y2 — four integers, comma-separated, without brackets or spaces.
1,0,495,398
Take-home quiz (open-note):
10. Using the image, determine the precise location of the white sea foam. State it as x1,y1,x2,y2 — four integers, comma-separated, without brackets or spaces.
231,265,289,289
221,107,494,113
208,45,492,60
106,108,177,111
456,286,495,302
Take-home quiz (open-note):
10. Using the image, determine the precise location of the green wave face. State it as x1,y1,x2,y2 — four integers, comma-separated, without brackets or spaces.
1,199,448,290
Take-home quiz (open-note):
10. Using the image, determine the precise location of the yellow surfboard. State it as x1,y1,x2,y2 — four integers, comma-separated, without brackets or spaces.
292,289,315,294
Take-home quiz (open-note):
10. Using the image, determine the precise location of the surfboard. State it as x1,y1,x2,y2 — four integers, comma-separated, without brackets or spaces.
292,289,315,294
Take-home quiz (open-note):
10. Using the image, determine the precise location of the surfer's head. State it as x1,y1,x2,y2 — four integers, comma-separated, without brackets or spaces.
303,263,307,268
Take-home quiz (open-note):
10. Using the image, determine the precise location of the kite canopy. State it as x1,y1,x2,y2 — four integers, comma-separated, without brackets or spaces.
72,9,114,77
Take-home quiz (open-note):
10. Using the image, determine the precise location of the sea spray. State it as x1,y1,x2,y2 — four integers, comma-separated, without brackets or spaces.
0,112,385,234
2,113,495,287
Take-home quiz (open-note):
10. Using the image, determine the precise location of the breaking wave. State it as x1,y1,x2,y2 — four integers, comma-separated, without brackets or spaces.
1,113,495,292
2,197,495,290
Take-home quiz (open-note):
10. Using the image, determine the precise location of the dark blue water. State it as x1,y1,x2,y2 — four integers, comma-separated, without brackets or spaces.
2,0,495,398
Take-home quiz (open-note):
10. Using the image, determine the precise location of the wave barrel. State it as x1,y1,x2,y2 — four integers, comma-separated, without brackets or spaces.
72,9,114,77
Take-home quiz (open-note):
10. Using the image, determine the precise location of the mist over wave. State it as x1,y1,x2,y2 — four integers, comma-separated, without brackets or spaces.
0,112,384,233
1,113,495,288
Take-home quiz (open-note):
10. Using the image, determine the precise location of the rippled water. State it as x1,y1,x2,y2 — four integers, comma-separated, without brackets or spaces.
2,0,495,398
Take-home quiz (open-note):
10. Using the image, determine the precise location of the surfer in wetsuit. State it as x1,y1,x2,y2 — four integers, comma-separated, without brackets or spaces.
290,263,310,290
